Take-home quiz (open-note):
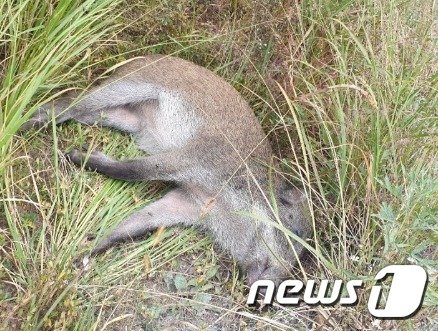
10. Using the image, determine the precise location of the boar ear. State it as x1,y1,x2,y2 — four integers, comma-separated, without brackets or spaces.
279,186,306,206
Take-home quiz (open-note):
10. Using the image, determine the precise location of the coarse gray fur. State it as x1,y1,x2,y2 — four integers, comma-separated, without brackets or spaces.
23,54,312,285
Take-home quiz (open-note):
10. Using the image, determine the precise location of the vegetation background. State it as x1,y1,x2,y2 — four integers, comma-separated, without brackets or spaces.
0,0,436,329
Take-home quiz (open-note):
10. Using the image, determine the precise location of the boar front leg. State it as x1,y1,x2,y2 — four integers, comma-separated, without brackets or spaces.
66,148,186,182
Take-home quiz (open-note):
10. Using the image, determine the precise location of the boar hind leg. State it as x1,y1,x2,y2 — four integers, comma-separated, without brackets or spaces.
91,189,198,255
21,79,160,133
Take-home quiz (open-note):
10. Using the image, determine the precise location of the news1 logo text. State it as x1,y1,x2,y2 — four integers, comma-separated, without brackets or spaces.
247,265,428,319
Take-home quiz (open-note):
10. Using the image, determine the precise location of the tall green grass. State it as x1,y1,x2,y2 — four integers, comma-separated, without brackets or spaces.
273,0,437,326
0,0,128,328
0,0,124,169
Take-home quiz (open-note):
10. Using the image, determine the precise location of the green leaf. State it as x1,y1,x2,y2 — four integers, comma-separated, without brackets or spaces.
194,293,211,304
375,202,397,223
173,274,188,292
205,265,219,280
